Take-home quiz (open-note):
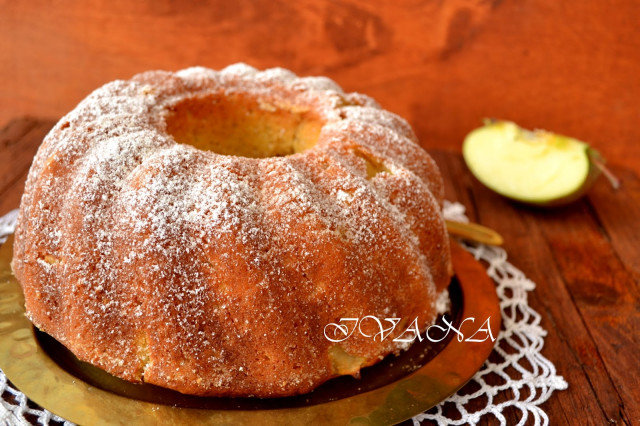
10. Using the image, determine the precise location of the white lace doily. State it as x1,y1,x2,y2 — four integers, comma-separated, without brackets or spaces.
0,202,567,426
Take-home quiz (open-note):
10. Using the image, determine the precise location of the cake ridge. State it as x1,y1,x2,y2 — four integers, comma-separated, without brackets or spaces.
12,64,452,397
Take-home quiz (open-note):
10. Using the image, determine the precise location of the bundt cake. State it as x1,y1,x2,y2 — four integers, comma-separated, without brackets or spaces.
12,64,453,397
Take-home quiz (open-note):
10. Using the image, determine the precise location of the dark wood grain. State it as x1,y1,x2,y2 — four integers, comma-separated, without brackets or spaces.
1,1,640,170
431,152,637,425
0,118,55,216
1,119,638,424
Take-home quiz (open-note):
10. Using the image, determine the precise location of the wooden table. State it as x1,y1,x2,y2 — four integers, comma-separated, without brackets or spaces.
1,118,638,424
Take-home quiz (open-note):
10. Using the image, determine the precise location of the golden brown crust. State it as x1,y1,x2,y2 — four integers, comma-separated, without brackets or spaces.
12,64,452,397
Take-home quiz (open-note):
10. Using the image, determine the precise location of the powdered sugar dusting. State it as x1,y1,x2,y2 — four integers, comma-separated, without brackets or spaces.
12,64,452,397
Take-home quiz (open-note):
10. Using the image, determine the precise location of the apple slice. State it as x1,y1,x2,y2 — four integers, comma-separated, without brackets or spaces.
463,120,618,206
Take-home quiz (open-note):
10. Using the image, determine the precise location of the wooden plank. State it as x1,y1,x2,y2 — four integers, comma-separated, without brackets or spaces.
0,117,37,148
0,119,54,216
430,150,479,224
473,167,636,424
587,167,640,285
528,199,638,423
437,154,626,423
436,153,640,426
0,172,27,218
0,119,54,194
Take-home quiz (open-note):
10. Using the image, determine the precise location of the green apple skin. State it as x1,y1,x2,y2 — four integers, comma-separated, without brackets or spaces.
462,120,602,207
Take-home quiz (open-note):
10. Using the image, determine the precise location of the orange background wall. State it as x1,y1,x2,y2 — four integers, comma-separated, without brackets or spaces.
1,0,639,169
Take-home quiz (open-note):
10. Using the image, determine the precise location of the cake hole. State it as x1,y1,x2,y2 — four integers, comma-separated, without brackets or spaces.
37,253,60,265
329,345,366,376
137,332,151,380
164,94,325,158
352,148,390,179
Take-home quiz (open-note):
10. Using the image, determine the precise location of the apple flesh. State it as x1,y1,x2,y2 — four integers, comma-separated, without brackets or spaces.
463,120,607,207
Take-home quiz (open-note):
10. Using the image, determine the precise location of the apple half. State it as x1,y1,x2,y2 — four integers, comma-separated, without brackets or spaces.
463,120,617,207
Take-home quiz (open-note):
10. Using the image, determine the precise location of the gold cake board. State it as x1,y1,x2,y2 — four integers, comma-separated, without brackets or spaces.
0,237,500,425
